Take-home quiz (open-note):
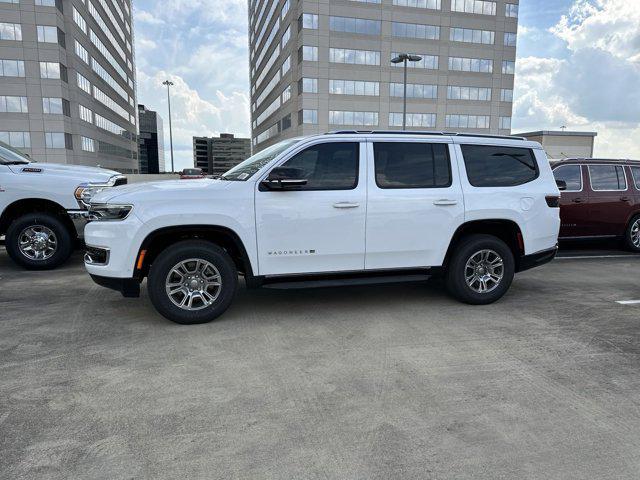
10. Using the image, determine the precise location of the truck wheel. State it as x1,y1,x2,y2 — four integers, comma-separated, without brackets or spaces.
624,216,640,252
147,240,238,324
5,213,73,270
445,234,515,305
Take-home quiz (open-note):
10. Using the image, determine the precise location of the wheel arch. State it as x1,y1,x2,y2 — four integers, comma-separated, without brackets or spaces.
0,198,75,237
135,225,256,282
443,219,525,272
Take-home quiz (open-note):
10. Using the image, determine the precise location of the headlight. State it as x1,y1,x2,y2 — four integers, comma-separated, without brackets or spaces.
88,204,133,222
75,175,127,209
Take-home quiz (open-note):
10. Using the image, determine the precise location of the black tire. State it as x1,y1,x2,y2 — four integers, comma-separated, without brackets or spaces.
5,212,73,270
147,240,238,324
445,234,515,305
623,215,640,252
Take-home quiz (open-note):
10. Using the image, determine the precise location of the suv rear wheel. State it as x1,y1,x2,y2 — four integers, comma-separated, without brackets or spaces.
624,215,640,252
147,240,238,324
5,212,73,270
445,234,515,305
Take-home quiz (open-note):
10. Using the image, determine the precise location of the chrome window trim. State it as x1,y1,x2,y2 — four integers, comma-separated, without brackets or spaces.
588,164,628,192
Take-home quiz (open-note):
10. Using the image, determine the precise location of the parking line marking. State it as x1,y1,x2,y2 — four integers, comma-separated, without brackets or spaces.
616,300,640,305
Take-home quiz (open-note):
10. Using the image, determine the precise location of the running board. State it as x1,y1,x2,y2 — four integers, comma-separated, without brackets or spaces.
262,274,431,290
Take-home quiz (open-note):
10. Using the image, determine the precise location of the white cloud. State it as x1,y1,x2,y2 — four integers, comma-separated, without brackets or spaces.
135,10,165,25
514,0,640,159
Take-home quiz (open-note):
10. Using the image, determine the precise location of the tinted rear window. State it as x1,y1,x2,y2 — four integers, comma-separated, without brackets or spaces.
589,165,626,191
631,167,640,189
461,145,539,187
374,142,451,189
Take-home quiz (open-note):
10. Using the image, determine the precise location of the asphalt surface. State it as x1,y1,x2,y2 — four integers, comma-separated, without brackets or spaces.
2,248,640,479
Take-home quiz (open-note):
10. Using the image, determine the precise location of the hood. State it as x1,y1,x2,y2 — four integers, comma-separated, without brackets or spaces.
91,178,234,204
7,162,122,183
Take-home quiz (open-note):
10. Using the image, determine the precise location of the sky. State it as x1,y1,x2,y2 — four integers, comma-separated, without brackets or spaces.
133,0,640,171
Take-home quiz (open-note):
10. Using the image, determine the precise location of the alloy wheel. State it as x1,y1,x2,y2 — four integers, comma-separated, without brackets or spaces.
631,219,640,248
464,249,504,294
165,258,222,311
18,225,58,261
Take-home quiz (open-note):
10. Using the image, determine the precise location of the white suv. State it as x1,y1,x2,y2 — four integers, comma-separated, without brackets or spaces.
84,132,560,324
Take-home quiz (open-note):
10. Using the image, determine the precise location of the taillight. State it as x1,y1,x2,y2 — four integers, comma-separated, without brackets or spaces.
546,196,560,208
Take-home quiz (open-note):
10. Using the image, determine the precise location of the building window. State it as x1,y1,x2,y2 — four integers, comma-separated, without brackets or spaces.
451,0,497,15
35,0,57,5
0,22,22,41
79,104,93,123
73,6,88,34
42,97,70,115
0,96,28,113
0,131,30,148
330,48,380,66
389,83,437,99
281,25,291,47
81,136,95,152
299,77,318,93
329,16,381,35
281,85,291,102
299,45,318,62
282,113,292,130
37,25,59,43
448,57,493,73
447,86,492,101
506,3,518,18
281,56,291,75
392,0,441,9
329,110,378,126
77,72,91,94
40,61,60,79
75,40,89,64
450,27,494,44
500,89,513,102
502,60,516,74
389,112,436,127
499,116,512,130
331,80,380,96
45,132,71,149
299,109,318,124
299,13,318,30
504,32,517,47
445,114,490,129
0,59,25,77
0,0,20,3
281,0,290,19
391,52,438,69
392,22,439,40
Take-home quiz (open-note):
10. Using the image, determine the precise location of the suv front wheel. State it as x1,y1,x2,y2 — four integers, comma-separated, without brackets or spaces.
445,234,515,305
147,240,238,324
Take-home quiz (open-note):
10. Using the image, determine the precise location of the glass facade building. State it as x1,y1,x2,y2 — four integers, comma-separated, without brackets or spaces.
0,0,138,172
249,0,518,151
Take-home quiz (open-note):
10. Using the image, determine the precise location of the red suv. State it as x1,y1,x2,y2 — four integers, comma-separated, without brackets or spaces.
552,159,640,251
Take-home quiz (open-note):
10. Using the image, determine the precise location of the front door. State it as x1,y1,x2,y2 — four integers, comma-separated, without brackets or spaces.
255,140,367,276
586,164,632,236
553,164,588,238
365,140,464,269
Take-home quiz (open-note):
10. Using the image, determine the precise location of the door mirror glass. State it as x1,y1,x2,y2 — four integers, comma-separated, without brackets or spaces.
261,167,308,190
556,180,567,191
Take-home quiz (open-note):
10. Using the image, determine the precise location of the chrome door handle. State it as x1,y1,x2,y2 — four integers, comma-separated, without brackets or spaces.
333,202,360,209
433,199,458,206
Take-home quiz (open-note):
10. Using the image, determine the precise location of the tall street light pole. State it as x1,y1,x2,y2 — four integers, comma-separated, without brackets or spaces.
391,54,422,130
163,80,175,173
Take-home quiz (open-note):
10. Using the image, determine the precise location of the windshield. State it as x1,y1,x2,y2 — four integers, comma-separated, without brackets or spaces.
0,141,30,165
221,138,301,181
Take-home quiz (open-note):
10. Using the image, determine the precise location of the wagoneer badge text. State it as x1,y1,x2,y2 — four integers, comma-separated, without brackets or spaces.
268,250,316,256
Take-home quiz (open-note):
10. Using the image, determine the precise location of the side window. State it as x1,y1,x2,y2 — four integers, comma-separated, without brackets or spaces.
589,165,626,191
279,142,359,190
631,166,640,190
373,142,451,189
461,145,539,187
553,165,582,191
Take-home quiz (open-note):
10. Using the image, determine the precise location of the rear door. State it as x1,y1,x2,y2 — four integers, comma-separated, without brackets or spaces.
364,139,464,269
552,164,589,238
586,164,631,236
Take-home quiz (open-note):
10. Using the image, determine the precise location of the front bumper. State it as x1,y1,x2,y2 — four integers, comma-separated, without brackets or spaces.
67,210,89,237
517,246,558,273
89,274,141,298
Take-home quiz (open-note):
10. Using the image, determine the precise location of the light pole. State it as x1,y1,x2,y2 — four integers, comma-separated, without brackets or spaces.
163,80,175,173
391,54,422,130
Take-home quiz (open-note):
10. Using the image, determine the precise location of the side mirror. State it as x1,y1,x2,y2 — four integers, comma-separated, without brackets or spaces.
556,180,567,191
261,167,308,190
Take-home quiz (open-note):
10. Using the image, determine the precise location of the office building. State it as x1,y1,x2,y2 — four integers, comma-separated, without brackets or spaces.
192,134,251,176
138,104,165,173
518,130,597,160
0,0,138,172
249,0,519,150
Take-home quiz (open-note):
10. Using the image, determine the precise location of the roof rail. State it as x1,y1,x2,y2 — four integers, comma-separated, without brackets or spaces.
325,130,527,141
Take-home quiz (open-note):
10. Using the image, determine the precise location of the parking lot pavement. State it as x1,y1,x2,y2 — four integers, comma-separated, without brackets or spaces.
2,251,640,480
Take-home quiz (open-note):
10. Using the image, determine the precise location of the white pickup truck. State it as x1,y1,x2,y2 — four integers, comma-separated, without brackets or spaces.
84,131,560,325
0,141,126,269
